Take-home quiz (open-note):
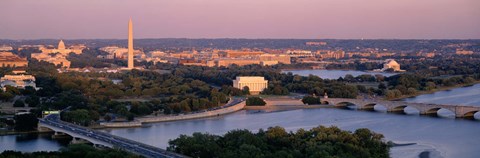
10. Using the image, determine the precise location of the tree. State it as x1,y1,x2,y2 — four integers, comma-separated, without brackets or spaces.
13,100,25,107
63,109,91,126
246,97,266,106
301,95,321,105
378,83,387,90
104,114,112,122
464,77,475,84
242,86,250,95
344,74,355,82
425,82,436,91
356,85,367,93
168,125,390,158
0,92,14,102
407,88,417,95
14,113,38,131
385,89,402,100
25,95,40,107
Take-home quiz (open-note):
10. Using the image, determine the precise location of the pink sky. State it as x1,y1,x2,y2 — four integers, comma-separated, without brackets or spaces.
1,0,479,39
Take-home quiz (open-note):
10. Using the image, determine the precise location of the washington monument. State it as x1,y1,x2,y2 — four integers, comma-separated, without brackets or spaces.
127,18,134,69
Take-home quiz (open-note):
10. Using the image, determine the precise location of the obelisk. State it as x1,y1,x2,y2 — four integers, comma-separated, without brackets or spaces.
127,18,134,69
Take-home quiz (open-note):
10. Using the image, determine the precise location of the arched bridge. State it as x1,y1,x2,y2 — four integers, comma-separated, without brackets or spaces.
38,114,186,158
322,98,480,118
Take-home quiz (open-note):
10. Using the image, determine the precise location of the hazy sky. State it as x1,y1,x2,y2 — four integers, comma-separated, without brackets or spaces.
1,0,479,39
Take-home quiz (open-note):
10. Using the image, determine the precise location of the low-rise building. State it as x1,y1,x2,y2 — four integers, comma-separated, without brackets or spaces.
456,50,474,55
31,52,71,68
216,59,260,67
99,46,144,59
1,74,38,91
233,76,268,95
218,50,264,58
0,52,28,67
259,54,291,64
306,42,327,46
317,50,345,59
260,60,279,66
285,50,313,57
0,45,13,51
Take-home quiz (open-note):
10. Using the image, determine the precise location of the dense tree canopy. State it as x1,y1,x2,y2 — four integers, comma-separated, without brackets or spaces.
301,95,321,105
13,113,38,131
0,144,140,158
168,126,390,158
245,97,266,106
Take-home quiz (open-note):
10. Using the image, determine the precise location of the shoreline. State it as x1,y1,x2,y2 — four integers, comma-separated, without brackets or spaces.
100,101,246,128
391,81,480,101
0,129,53,136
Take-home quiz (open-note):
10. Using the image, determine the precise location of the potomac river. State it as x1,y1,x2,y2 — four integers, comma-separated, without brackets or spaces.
1,70,480,158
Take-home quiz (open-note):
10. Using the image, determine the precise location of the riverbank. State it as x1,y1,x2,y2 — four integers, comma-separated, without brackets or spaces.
391,81,480,101
244,104,333,111
100,101,246,128
0,130,45,136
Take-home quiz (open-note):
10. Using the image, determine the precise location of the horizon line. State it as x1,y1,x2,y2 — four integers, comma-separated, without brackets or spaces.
1,38,480,41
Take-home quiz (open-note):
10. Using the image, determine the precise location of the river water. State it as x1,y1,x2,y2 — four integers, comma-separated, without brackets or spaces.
403,84,480,106
1,70,479,158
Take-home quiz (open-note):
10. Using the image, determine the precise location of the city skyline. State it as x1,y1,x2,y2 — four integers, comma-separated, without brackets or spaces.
1,0,479,40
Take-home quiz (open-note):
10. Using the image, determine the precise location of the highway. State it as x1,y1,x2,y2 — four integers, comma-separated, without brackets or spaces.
39,114,186,158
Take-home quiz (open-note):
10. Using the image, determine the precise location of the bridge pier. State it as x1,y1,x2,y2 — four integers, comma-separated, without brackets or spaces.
386,105,407,114
71,137,90,144
52,131,70,139
38,125,53,132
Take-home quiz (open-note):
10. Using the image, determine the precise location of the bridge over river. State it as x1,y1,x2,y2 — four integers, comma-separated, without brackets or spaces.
38,114,186,158
322,98,480,118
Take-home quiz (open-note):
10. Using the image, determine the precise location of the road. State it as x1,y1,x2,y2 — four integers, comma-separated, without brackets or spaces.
40,114,186,158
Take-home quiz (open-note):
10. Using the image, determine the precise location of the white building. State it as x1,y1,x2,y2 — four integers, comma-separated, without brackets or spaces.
380,59,404,72
456,50,474,55
40,40,84,55
233,76,268,95
98,46,144,60
285,50,313,57
1,74,38,91
0,45,13,51
31,40,79,68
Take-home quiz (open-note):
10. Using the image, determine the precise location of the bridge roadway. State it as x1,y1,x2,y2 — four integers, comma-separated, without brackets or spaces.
39,114,186,158
322,98,480,118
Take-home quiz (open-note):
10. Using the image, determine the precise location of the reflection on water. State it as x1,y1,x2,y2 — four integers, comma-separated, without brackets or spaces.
0,133,68,152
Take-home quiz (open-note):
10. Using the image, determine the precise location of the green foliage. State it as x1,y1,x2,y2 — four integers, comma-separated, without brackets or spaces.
385,73,479,99
301,95,321,105
13,113,38,131
246,97,266,106
62,109,92,126
168,126,390,158
67,49,110,68
25,95,40,107
385,89,402,100
261,85,289,95
13,100,25,107
179,65,359,98
0,92,14,102
0,144,141,158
